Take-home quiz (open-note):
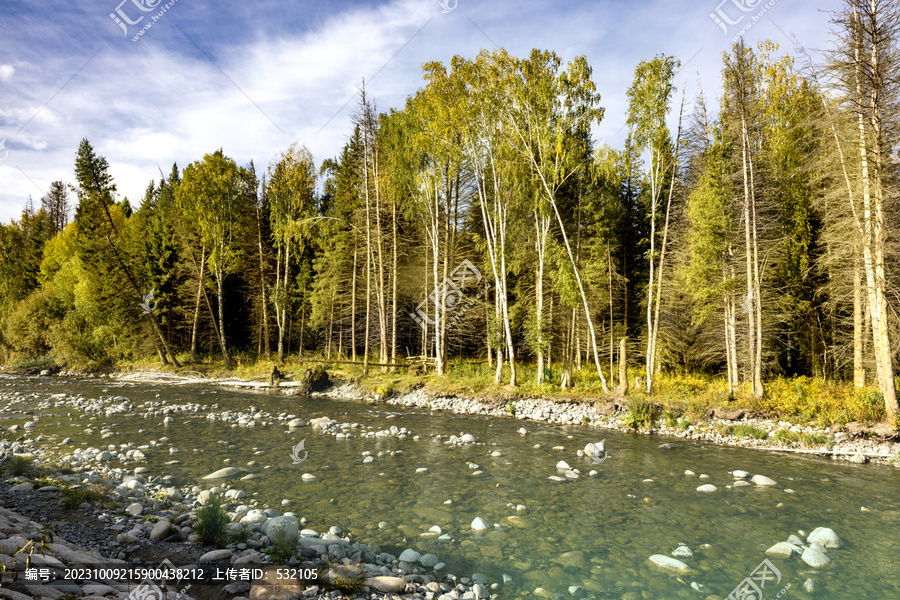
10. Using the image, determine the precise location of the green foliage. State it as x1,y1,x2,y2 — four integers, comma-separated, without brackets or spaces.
59,484,108,509
4,456,36,478
752,377,885,425
228,523,251,545
326,558,366,594
732,424,769,440
661,408,679,428
194,495,229,547
0,525,55,587
773,429,799,444
622,398,657,430
266,527,297,564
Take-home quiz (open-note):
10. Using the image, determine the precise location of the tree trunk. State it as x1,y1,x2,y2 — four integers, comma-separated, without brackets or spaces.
534,213,549,384
190,250,206,363
351,245,357,363
214,262,231,366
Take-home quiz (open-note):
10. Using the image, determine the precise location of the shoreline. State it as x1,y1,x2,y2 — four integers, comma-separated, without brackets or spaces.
315,381,900,466
5,366,900,466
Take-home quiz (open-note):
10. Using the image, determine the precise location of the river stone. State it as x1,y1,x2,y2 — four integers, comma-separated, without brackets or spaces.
241,510,269,526
203,467,244,480
556,460,570,470
420,553,439,567
399,549,421,562
766,542,800,558
461,434,477,443
808,527,843,548
125,502,143,517
264,516,299,544
9,483,33,493
365,576,405,593
648,555,691,575
132,450,145,460
554,550,587,569
697,484,717,493
287,419,306,427
801,546,831,568
200,549,233,563
471,517,490,531
301,473,316,481
751,474,777,486
804,578,816,593
733,470,750,479
150,520,173,541
671,545,693,558
733,480,752,487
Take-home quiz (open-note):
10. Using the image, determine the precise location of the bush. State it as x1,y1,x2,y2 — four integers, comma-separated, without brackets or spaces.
622,398,657,430
194,495,229,546
4,456,36,477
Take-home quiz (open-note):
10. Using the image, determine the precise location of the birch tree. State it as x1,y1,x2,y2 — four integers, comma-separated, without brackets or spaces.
626,54,681,394
268,144,317,364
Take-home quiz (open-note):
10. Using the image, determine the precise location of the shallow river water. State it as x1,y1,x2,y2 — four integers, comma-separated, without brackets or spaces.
2,374,899,600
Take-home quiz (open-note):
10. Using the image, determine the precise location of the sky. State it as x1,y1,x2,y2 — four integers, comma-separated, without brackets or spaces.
0,0,845,225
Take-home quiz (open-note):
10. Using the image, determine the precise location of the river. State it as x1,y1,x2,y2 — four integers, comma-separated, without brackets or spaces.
2,374,899,600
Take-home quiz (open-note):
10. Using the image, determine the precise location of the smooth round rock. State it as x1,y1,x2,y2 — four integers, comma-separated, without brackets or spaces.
751,474,777,486
648,554,691,575
807,527,843,549
801,546,831,568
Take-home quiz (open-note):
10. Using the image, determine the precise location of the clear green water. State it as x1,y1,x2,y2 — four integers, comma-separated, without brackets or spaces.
2,375,899,600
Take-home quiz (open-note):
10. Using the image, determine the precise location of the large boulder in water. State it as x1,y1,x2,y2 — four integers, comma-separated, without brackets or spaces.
297,365,330,394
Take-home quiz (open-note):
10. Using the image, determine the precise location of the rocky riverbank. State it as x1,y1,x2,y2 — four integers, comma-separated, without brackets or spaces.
0,387,502,599
315,381,900,466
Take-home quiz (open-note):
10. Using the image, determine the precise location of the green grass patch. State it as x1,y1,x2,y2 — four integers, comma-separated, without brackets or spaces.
59,484,108,508
732,424,769,440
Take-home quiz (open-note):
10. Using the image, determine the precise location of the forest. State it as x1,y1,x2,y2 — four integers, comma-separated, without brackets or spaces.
1,1,899,424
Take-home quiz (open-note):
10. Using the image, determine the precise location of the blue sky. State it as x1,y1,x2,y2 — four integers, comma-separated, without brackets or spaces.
0,0,843,224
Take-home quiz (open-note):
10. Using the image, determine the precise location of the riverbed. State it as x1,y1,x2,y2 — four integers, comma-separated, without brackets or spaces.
2,374,899,600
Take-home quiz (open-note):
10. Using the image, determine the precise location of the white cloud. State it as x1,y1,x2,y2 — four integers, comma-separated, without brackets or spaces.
0,0,845,224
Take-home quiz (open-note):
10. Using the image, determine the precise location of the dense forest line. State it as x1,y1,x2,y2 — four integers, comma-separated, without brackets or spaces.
2,0,900,420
